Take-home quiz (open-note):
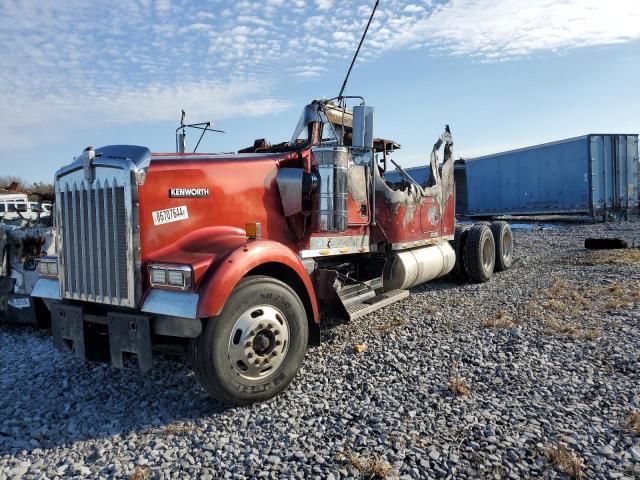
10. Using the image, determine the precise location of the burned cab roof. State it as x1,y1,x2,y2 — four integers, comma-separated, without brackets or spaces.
373,138,401,153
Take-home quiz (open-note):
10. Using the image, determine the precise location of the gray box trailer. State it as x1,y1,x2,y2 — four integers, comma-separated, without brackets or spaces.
456,134,639,220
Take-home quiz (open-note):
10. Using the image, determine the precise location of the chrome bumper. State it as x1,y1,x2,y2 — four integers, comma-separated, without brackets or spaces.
32,279,199,320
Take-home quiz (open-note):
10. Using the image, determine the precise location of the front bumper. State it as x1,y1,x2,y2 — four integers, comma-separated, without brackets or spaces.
32,279,200,320
0,294,39,324
50,302,202,372
52,304,155,371
0,277,39,325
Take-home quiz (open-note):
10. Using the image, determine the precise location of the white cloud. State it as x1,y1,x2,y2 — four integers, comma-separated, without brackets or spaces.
3,80,292,148
390,0,640,60
155,0,171,13
292,65,328,78
0,0,639,150
316,0,333,11
237,15,272,26
403,4,423,13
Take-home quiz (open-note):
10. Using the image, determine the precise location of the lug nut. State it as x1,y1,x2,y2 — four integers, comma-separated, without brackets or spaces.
275,340,282,346
264,358,270,364
258,323,264,329
267,323,273,329
274,330,280,335
254,359,260,365
245,341,252,348
247,352,253,359
271,351,278,357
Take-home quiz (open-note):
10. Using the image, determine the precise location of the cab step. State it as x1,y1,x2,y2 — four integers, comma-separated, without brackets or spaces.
345,289,409,321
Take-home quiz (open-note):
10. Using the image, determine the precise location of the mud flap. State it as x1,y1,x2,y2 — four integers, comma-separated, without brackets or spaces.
108,313,153,372
0,277,15,296
51,304,86,360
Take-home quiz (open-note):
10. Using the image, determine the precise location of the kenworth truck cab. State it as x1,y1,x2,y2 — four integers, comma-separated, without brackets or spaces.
32,99,512,405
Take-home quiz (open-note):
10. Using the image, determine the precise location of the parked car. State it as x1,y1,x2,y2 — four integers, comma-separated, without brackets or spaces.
0,193,52,224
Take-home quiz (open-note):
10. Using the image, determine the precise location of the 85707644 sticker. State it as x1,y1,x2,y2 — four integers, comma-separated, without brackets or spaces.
152,206,189,226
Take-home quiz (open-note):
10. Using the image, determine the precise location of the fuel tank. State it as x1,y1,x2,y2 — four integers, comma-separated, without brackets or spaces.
384,242,455,291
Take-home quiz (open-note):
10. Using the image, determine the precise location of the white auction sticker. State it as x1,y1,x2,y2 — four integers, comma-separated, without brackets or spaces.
152,205,189,226
8,297,30,309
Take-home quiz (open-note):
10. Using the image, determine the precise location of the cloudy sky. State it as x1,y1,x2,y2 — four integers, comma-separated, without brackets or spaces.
0,0,639,181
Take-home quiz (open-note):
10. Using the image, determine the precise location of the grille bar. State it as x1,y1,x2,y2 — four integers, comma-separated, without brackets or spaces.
95,179,103,301
112,181,120,301
58,174,132,306
104,183,112,300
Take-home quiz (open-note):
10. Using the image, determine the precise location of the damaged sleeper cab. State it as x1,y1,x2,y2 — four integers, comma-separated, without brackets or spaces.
32,98,512,405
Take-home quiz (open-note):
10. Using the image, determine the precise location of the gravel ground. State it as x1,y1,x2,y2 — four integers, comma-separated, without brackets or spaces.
1,220,639,479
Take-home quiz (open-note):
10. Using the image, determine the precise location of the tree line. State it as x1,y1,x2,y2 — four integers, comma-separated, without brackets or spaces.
0,175,54,198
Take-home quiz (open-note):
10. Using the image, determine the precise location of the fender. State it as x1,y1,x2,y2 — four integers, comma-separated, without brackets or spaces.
196,239,319,323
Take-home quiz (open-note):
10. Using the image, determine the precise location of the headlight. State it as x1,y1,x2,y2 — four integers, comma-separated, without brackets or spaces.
148,264,192,290
150,268,168,285
37,257,58,278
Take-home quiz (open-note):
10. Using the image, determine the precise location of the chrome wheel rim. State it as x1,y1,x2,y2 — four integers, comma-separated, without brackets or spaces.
482,236,495,271
227,305,290,380
502,230,513,260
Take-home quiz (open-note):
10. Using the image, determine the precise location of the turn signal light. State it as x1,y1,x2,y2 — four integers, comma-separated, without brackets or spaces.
245,222,262,239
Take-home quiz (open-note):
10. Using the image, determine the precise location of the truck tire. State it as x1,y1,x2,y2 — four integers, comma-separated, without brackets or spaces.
584,238,628,250
190,275,308,405
450,225,470,281
490,221,513,272
464,224,495,283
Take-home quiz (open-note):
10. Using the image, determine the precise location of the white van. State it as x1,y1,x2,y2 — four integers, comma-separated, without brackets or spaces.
0,194,52,223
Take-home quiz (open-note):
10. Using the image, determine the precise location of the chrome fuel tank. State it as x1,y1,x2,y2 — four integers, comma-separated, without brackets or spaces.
384,242,455,291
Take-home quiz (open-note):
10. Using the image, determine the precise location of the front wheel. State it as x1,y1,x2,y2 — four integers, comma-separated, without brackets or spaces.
190,275,308,405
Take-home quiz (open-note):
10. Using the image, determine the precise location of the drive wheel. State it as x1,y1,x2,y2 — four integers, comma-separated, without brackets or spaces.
491,221,513,271
191,276,308,405
450,225,470,281
464,224,495,283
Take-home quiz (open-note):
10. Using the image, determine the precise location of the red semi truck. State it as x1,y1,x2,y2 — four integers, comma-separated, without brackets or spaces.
32,99,512,405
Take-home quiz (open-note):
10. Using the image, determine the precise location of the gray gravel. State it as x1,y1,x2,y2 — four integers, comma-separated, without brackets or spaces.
1,220,639,479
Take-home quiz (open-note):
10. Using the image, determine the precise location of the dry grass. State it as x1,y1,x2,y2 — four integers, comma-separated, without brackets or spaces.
129,467,150,480
626,411,640,435
544,443,584,479
448,376,471,396
604,282,640,309
522,278,640,340
482,310,518,328
578,249,640,266
345,452,392,479
543,318,602,341
160,423,194,436
545,279,593,315
376,317,408,333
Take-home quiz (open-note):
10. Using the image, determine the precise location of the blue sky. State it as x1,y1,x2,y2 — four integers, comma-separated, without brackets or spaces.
0,0,639,183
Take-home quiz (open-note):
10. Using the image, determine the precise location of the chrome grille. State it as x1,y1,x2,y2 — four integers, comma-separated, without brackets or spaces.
57,169,137,307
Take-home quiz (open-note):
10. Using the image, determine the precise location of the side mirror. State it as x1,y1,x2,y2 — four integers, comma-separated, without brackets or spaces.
352,105,374,166
352,105,374,149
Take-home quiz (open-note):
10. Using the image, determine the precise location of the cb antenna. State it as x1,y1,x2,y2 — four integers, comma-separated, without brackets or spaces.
337,0,380,102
